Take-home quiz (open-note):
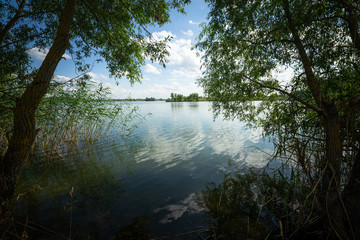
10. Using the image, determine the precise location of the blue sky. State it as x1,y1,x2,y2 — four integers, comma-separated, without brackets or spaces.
28,1,209,99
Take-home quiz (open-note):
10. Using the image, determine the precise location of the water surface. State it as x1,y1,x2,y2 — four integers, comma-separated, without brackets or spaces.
16,101,273,239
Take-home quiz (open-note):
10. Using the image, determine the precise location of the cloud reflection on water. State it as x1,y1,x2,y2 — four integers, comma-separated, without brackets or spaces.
154,193,203,224
134,102,273,170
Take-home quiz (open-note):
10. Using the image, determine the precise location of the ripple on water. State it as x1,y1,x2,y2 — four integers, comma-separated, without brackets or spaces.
20,101,273,239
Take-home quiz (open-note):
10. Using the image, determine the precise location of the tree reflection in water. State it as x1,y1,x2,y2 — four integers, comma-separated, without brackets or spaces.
14,134,144,239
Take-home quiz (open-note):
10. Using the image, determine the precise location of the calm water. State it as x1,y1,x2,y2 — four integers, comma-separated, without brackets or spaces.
16,101,273,239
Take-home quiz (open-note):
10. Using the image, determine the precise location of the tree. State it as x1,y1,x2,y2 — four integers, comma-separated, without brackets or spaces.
145,97,156,101
0,0,189,233
197,0,360,238
176,93,184,102
188,93,199,101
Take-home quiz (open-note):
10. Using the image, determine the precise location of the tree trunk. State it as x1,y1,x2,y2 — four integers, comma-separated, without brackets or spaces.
282,1,358,237
342,150,360,239
320,105,346,239
339,0,360,52
0,0,77,236
318,103,359,240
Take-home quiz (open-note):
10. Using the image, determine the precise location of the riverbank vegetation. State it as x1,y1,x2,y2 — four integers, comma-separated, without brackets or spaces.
2,0,360,239
166,92,200,102
198,165,320,239
0,0,189,237
197,0,360,239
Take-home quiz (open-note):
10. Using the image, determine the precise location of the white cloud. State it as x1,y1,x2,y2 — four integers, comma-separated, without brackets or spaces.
27,47,71,61
53,75,71,83
144,64,161,74
152,31,176,40
271,66,294,85
189,20,200,25
86,72,109,80
62,53,71,60
149,31,202,81
167,38,202,75
154,193,202,224
99,80,203,99
145,31,203,97
169,69,198,79
142,76,151,82
27,48,47,60
143,82,201,98
181,30,193,37
102,82,129,97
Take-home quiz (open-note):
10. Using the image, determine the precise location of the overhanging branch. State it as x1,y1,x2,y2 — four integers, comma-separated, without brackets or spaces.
247,76,323,114
0,0,27,45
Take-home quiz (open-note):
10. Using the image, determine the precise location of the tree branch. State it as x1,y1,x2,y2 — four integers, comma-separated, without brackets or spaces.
248,76,323,114
0,0,27,46
241,38,295,45
0,30,48,50
342,1,360,51
282,0,326,111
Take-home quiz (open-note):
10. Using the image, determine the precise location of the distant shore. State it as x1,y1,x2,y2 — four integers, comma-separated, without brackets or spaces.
110,97,214,102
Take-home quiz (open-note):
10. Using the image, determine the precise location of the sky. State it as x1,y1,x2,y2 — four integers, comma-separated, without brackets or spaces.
27,1,210,99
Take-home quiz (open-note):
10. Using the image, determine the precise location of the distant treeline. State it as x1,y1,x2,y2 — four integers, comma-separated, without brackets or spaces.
110,94,279,102
111,93,206,102
110,98,165,101
166,93,202,102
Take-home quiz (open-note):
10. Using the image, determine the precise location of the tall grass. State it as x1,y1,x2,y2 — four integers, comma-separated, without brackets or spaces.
197,164,323,240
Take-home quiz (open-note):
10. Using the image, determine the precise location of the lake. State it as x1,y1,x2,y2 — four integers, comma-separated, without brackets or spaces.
15,101,273,239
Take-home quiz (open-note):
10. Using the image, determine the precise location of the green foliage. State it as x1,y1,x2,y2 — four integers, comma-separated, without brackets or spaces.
112,215,151,240
196,3,360,233
1,0,190,82
168,92,200,102
0,0,190,104
188,92,199,101
0,1,189,237
34,76,144,159
196,0,360,130
0,0,189,157
198,167,315,239
198,174,260,239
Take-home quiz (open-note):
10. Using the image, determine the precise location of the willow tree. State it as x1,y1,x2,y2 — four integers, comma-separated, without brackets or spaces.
197,0,360,239
0,0,189,232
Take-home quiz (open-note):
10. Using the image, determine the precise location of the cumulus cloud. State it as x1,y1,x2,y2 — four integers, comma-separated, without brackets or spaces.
154,193,202,224
271,66,294,85
102,82,129,97
168,70,197,80
53,75,71,83
27,47,71,61
189,20,200,25
149,31,202,81
86,72,109,80
181,30,193,37
167,38,202,74
145,64,161,74
100,80,203,99
56,72,127,99
156,81,200,93
142,76,151,82
152,31,176,40
63,53,71,59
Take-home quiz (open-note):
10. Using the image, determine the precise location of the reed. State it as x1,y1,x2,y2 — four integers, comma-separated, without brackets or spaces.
197,162,322,240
